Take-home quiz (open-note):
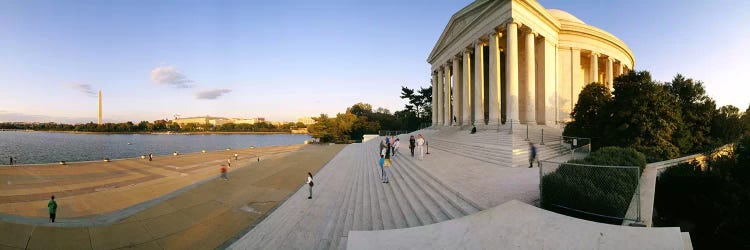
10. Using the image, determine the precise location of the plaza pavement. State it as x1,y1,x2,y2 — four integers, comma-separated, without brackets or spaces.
0,143,344,249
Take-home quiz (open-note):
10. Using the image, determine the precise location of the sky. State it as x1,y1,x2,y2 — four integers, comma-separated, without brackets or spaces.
0,0,748,123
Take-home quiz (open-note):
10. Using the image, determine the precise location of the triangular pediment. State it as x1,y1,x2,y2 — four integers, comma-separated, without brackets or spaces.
427,0,505,63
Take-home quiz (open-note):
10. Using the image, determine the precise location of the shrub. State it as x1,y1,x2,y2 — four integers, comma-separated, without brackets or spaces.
541,147,644,224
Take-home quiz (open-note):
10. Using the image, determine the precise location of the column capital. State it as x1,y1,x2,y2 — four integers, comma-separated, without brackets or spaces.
475,40,487,47
504,18,520,27
489,30,502,38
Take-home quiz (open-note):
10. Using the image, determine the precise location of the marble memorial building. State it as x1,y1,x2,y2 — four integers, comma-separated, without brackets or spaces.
428,0,635,127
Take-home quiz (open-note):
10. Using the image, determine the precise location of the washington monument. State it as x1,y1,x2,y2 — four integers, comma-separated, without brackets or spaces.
98,90,102,125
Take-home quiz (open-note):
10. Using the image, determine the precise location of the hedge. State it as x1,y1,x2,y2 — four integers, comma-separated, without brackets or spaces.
541,146,646,224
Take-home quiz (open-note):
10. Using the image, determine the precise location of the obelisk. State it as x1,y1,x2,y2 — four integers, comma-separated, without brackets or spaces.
98,90,102,125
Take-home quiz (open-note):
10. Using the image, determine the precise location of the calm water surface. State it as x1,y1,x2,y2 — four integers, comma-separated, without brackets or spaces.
0,131,311,165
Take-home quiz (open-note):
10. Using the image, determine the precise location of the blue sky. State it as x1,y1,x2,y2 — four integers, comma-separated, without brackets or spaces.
0,0,747,123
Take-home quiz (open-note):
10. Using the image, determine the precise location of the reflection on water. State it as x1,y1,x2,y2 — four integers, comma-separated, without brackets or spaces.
0,131,311,164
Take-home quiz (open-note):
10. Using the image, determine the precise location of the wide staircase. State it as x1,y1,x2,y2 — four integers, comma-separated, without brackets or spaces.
230,138,481,249
414,124,572,168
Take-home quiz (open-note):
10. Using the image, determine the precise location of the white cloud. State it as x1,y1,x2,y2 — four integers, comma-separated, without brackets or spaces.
195,88,232,100
69,83,97,97
150,66,194,88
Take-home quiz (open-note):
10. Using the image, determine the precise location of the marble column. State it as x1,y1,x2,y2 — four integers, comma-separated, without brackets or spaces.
488,31,502,126
590,52,599,84
432,71,438,126
437,68,444,125
473,42,485,125
443,63,452,126
606,57,613,89
505,22,519,123
523,31,536,124
462,49,472,127
452,57,462,126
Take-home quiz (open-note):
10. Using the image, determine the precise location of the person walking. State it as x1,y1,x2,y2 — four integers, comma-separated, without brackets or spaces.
379,152,385,181
379,138,386,157
409,135,416,157
382,147,391,183
227,158,231,168
393,138,400,157
9,157,13,166
220,165,228,180
234,153,238,160
306,172,314,199
48,196,57,223
148,153,153,161
417,134,425,160
529,142,537,168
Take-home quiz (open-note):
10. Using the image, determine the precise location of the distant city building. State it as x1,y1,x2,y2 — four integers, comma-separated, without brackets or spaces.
174,116,268,127
297,117,316,125
233,117,266,125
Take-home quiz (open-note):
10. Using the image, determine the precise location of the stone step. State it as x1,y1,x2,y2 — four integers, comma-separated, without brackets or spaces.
386,156,447,224
395,155,480,215
364,152,382,231
350,152,367,231
330,147,363,250
321,149,359,249
391,156,464,220
244,146,353,249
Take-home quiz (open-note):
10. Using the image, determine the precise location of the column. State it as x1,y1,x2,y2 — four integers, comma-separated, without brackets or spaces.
590,52,599,84
505,21,519,123
443,63,452,126
431,71,438,126
488,31,502,126
614,61,621,77
524,31,536,124
473,42,485,125
437,68,444,125
462,49,472,127
606,57,613,89
452,57,462,126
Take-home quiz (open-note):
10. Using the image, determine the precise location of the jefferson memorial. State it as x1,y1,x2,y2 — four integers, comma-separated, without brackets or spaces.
429,0,635,127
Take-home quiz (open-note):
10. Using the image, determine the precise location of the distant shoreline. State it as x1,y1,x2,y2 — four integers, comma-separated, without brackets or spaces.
7,130,295,135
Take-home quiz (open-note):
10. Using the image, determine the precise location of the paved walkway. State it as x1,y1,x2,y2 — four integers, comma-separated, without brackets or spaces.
0,145,303,218
0,144,344,249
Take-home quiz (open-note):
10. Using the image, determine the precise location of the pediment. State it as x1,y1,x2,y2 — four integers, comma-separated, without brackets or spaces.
427,0,504,63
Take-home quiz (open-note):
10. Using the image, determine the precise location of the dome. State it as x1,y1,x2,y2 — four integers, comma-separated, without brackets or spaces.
546,9,585,24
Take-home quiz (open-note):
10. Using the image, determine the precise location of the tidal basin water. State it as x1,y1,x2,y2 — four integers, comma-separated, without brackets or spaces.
0,131,311,165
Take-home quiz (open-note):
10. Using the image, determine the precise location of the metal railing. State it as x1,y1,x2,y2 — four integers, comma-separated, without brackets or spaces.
539,160,641,224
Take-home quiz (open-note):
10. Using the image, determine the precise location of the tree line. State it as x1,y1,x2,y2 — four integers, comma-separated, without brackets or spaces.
308,85,432,143
564,71,750,162
0,120,307,133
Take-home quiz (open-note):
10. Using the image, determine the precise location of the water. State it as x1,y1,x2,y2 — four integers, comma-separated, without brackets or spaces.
0,131,311,165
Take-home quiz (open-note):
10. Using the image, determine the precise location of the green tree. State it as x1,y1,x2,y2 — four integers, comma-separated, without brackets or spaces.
711,105,743,145
606,71,681,161
666,74,716,153
563,82,612,149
